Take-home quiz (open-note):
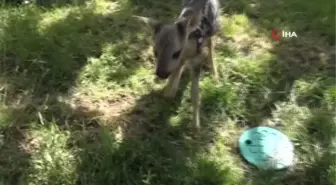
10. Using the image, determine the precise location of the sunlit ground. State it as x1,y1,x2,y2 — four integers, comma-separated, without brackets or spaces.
0,0,335,184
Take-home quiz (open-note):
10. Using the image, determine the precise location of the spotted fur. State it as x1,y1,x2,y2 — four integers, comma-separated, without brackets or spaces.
181,0,220,37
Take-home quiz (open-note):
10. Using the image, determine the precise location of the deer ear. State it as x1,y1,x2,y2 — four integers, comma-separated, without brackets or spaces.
175,7,201,35
175,18,190,36
132,15,163,34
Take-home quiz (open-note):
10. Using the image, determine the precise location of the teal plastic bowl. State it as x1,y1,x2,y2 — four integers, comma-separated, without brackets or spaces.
238,126,295,170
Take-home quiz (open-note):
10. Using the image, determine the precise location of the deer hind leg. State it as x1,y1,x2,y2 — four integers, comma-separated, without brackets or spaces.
164,62,185,99
190,61,201,131
207,37,218,79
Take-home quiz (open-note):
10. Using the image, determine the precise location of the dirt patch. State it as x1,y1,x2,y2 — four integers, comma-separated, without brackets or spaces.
70,93,136,124
57,91,152,140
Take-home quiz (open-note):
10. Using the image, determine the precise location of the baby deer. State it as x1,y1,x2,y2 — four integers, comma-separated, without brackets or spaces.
133,0,221,131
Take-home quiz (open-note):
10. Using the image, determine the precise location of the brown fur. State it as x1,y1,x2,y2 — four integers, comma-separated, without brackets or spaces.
133,10,218,131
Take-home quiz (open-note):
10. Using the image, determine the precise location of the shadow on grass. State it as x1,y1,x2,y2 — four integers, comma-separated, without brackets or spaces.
0,72,232,184
1,0,89,8
0,1,165,183
196,0,336,184
73,73,237,184
0,1,229,184
1,4,157,94
125,0,181,19
215,0,335,125
283,109,336,185
0,0,335,184
51,1,336,184
0,106,33,184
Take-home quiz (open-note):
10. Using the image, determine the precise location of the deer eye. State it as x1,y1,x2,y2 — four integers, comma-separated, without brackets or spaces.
172,50,181,59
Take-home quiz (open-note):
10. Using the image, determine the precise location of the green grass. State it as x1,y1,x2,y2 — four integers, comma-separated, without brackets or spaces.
0,0,335,184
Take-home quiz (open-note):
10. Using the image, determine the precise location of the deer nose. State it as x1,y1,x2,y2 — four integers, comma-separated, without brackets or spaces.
155,69,170,79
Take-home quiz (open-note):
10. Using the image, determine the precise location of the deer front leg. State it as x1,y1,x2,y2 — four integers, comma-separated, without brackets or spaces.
207,37,218,79
163,62,185,99
191,63,201,131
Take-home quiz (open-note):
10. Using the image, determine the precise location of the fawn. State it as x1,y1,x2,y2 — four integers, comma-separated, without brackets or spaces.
133,0,221,131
